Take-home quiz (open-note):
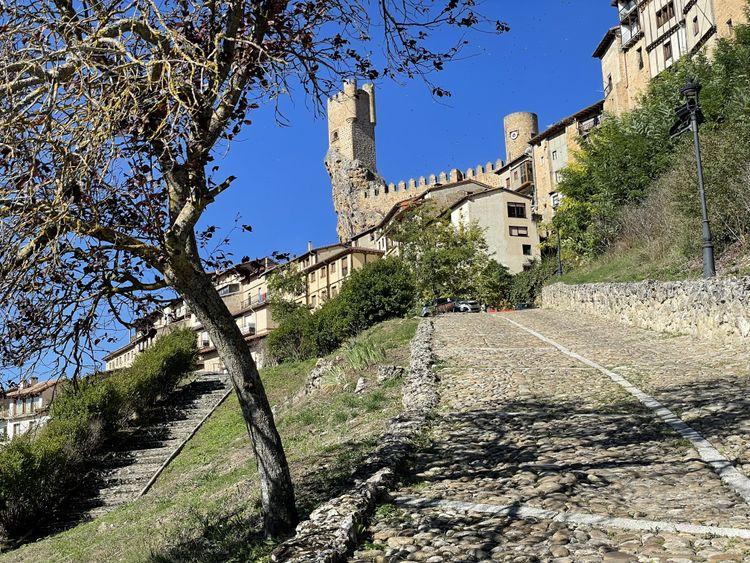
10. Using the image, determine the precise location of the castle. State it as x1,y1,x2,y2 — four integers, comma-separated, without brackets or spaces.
325,80,546,241
326,0,748,243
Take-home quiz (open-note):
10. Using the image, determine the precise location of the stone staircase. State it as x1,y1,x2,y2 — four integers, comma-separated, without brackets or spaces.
62,371,232,525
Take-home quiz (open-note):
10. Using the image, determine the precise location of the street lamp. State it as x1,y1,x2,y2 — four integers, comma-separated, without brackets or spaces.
552,196,563,276
671,78,716,278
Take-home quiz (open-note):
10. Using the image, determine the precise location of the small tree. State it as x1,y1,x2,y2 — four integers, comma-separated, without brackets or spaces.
476,260,513,308
388,203,492,300
0,0,507,535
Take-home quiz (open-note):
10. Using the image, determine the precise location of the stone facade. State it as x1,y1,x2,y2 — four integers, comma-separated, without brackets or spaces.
542,278,750,340
597,0,748,116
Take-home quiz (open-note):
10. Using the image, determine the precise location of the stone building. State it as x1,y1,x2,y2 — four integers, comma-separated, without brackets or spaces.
596,0,748,115
530,101,604,224
103,245,384,371
104,258,277,373
1,378,60,440
351,179,541,274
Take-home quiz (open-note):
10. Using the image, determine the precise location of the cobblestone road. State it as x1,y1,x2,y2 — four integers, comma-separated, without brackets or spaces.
351,310,750,562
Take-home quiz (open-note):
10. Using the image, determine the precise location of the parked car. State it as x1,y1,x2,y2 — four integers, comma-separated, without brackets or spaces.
455,299,481,313
420,297,457,317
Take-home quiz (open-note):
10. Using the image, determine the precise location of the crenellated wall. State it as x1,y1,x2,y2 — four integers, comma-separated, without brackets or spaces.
542,279,750,341
360,159,505,202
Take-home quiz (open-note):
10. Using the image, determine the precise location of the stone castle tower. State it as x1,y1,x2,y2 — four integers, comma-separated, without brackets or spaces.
502,112,539,162
326,81,538,241
325,80,387,241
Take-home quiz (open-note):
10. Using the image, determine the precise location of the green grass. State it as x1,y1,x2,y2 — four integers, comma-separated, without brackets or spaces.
3,317,419,563
552,246,700,285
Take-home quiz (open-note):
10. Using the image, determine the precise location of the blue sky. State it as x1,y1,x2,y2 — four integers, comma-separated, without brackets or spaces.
199,2,617,263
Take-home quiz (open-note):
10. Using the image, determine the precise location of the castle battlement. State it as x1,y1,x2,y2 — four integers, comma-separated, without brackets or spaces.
361,158,505,200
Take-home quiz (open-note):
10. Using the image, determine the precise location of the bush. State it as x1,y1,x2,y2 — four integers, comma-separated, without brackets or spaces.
0,329,196,538
268,258,416,363
508,259,556,306
556,18,750,258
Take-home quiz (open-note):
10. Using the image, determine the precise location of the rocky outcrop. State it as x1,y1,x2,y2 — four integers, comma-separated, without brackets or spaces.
271,320,438,562
542,278,750,340
325,147,387,241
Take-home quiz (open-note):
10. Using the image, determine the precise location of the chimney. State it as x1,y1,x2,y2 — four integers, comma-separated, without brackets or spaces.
19,378,26,390
29,376,38,386
307,241,313,252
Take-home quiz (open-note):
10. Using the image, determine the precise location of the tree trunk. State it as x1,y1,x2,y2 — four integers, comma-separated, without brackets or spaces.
166,257,298,537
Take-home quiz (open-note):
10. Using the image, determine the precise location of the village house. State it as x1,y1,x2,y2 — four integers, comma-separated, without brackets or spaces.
351,179,540,274
103,244,383,371
293,242,384,310
104,258,277,373
596,0,748,115
1,378,60,441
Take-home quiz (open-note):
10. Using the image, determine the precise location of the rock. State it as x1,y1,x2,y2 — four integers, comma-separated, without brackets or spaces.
378,364,406,383
355,377,367,393
550,546,570,557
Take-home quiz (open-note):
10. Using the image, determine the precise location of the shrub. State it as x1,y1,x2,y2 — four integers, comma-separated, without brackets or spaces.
0,329,196,539
556,18,750,258
508,259,556,306
268,258,417,363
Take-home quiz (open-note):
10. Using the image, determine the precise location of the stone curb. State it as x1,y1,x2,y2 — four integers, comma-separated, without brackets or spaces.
271,319,439,563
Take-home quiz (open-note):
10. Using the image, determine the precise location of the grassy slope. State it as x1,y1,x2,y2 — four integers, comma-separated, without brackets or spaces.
554,246,701,285
6,318,418,563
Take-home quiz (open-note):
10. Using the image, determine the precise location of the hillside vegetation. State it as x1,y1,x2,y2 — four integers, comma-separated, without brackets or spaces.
3,318,418,563
554,14,750,284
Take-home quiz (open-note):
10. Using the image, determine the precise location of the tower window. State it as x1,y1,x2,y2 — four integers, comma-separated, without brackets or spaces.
637,47,644,69
331,131,339,143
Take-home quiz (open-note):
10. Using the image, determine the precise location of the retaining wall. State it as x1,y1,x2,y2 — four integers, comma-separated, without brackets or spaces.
542,278,750,340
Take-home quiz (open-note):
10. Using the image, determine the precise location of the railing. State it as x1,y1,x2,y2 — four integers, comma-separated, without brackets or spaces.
240,293,269,310
618,0,637,20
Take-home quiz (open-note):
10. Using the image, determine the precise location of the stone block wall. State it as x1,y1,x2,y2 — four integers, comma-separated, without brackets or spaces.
542,278,750,340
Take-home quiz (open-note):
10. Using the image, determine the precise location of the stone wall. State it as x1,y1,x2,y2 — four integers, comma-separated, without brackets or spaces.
542,278,750,340
271,319,439,562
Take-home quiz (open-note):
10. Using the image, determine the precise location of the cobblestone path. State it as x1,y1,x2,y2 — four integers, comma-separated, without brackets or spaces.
351,311,750,562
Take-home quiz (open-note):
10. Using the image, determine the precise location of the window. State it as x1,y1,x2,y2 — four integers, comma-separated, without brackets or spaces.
505,178,511,188
364,191,369,199
728,19,734,30
656,2,675,27
604,74,613,98
321,267,327,279
309,270,316,282
218,283,239,297
373,188,379,196
311,294,317,307
331,131,339,142
693,16,699,36
555,171,564,183
330,261,336,274
522,244,532,256
551,150,558,161
200,331,210,347
342,258,349,276
637,47,644,69
509,226,529,237
507,202,527,219
664,41,673,61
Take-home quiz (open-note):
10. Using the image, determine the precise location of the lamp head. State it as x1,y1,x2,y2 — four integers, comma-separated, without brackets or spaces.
680,78,702,110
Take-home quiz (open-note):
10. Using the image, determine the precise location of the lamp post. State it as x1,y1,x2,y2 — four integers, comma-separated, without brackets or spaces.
552,198,563,276
678,78,716,278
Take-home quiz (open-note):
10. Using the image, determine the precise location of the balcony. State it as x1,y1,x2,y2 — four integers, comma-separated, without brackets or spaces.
240,292,269,310
618,0,637,20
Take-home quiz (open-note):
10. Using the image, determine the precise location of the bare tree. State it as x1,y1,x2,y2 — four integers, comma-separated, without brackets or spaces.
0,0,507,536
